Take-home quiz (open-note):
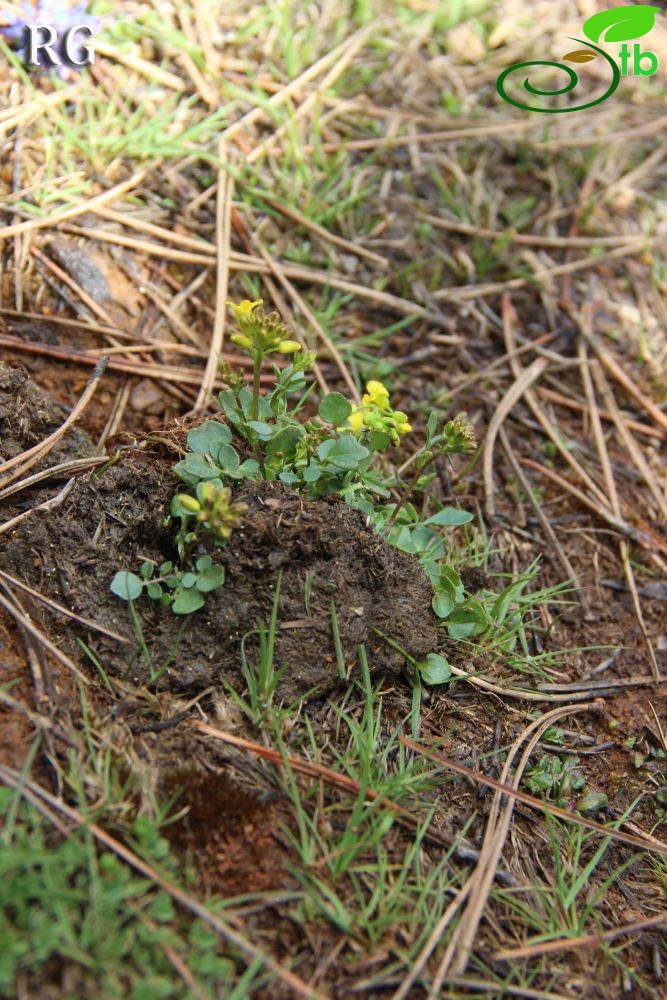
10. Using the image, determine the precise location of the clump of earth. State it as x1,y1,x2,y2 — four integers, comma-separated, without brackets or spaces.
1,364,438,701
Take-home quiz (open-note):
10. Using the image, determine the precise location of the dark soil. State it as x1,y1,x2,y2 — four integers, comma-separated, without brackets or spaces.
1,368,437,704
0,363,92,463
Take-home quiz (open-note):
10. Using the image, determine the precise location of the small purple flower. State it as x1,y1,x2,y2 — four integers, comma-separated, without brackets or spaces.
0,2,99,76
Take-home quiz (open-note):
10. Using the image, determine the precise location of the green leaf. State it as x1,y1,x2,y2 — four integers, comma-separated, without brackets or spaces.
196,565,224,591
147,582,163,600
172,460,200,487
247,420,274,440
182,453,221,479
583,5,659,43
423,508,473,527
110,571,143,601
172,588,205,614
318,392,352,424
432,592,454,618
418,652,452,685
575,792,608,815
491,577,530,625
186,420,231,455
147,892,175,923
317,435,370,470
266,426,303,464
278,471,299,484
238,458,260,477
213,443,240,474
181,573,197,588
446,601,488,639
440,566,465,602
195,555,212,572
140,561,154,580
160,561,173,574
302,462,321,483
392,525,417,553
367,429,391,452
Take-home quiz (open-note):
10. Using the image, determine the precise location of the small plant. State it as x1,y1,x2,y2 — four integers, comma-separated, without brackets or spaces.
110,299,478,668
522,753,608,815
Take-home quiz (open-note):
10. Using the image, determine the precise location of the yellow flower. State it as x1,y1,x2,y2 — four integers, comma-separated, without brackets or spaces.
362,380,390,408
226,298,263,320
396,420,412,435
347,408,365,432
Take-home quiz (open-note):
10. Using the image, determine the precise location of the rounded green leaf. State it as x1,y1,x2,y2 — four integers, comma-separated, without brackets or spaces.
418,652,452,685
140,561,154,580
575,792,608,815
196,555,213,572
583,5,659,43
318,392,352,425
195,565,225,592
302,462,321,483
186,420,231,455
181,572,198,588
183,453,221,480
247,420,274,440
172,589,205,614
110,571,143,601
424,508,473,527
213,443,240,474
432,592,454,619
318,436,370,470
147,582,163,600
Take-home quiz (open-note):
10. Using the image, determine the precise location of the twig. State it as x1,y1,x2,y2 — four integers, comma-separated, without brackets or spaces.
483,356,548,517
0,568,130,644
494,912,667,962
192,721,516,882
0,358,108,489
194,140,233,410
571,306,667,433
498,424,582,596
433,705,591,982
0,588,90,685
399,737,667,856
578,334,660,681
418,214,655,250
0,171,146,241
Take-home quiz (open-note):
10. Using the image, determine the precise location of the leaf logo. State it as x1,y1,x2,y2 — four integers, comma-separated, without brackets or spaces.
562,50,598,63
582,4,660,43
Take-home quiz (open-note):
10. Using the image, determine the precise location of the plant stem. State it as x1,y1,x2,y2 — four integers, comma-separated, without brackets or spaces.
251,351,262,422
384,455,432,533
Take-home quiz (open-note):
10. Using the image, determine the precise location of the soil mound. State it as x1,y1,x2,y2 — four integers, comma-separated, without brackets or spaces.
2,370,437,701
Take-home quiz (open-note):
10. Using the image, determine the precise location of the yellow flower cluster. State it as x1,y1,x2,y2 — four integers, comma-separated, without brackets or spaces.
176,483,248,541
346,380,412,444
227,299,301,355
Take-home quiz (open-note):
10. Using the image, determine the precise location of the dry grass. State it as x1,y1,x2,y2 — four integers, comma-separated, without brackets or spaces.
0,0,666,997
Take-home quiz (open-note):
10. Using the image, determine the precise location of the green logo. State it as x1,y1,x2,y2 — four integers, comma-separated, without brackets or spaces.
496,5,661,113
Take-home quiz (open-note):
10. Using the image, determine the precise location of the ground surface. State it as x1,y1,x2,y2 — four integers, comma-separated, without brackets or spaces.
0,1,666,998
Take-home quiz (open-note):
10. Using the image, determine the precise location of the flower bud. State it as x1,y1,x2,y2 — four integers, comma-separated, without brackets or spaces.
230,333,252,349
176,494,201,512
276,340,302,354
